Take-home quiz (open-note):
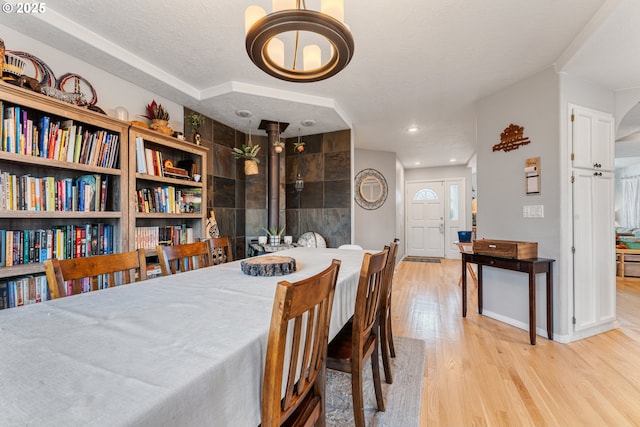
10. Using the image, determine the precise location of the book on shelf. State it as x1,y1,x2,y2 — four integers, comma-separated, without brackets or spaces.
0,104,121,168
135,137,147,174
0,224,114,267
1,275,49,310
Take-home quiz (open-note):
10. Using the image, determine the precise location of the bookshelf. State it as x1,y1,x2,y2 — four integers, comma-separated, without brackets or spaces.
128,126,208,257
0,81,129,287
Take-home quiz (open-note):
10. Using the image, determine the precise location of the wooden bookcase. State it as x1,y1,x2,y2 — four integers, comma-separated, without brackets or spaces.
128,126,208,257
0,81,129,281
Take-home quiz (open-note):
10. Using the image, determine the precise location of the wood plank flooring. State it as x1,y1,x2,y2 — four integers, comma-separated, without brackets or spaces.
391,258,640,426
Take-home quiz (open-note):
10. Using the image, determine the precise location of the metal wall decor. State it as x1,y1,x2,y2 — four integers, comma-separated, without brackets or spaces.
354,168,388,210
493,123,531,152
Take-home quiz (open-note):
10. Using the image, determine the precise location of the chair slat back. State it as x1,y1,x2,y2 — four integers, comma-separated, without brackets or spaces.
157,241,213,275
353,249,389,343
262,259,341,427
201,236,233,265
43,249,148,299
380,242,399,315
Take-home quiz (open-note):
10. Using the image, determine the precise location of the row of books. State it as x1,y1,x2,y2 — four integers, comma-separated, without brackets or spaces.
0,275,49,310
0,172,109,212
135,186,201,214
135,137,164,176
0,224,115,267
135,225,195,251
1,103,120,168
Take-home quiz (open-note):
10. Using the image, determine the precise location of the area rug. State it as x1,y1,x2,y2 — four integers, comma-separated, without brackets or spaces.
402,256,441,263
325,336,426,426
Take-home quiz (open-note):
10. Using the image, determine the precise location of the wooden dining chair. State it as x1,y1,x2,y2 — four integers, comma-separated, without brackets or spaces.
262,259,341,427
156,241,213,276
43,249,148,300
326,248,389,427
379,241,399,384
200,236,233,265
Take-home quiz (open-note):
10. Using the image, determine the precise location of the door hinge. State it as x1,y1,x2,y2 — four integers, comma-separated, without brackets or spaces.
571,176,575,183
571,246,575,253
571,153,575,161
572,316,576,324
571,113,575,122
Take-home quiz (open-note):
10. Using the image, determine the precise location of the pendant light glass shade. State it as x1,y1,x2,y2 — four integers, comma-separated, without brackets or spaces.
245,0,354,82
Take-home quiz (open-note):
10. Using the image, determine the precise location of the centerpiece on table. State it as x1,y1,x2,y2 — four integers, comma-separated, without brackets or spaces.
263,226,285,245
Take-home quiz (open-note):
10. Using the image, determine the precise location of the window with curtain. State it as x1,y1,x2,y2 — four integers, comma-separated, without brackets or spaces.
621,176,640,227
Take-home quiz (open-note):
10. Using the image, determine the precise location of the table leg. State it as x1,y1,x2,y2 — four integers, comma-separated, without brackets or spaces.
477,265,483,314
462,258,467,317
529,268,536,345
547,263,553,340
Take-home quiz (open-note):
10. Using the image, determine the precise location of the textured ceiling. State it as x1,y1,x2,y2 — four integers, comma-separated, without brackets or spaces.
2,0,639,167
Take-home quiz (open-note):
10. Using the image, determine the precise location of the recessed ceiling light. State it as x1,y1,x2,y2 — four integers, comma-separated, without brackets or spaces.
235,109,253,118
415,161,421,166
449,158,456,162
301,119,316,127
406,126,419,133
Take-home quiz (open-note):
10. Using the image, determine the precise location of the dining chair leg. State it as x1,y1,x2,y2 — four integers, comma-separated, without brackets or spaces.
371,340,386,412
351,357,366,427
380,318,394,384
317,363,327,427
387,309,396,358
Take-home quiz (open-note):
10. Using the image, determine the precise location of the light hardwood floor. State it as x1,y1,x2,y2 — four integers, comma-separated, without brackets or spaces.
391,258,640,427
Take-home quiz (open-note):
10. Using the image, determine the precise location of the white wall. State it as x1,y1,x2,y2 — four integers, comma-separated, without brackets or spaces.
354,149,399,251
476,67,562,336
0,24,184,131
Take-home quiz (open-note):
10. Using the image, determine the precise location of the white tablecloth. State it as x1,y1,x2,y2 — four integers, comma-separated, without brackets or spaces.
0,247,367,426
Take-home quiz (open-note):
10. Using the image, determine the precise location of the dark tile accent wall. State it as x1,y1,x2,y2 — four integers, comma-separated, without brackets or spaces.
213,177,236,208
185,108,351,254
324,180,351,208
285,129,351,247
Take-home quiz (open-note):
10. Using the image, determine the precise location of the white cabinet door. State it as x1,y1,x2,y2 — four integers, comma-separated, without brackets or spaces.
572,169,616,331
571,105,615,171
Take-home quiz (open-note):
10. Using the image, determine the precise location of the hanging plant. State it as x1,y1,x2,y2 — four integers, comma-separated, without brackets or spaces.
232,144,261,162
293,140,305,153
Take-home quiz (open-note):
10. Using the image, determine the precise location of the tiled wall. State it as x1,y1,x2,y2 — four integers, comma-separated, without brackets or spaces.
285,129,351,248
185,108,351,256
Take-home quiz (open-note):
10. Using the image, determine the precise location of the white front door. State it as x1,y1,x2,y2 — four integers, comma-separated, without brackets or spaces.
406,181,445,257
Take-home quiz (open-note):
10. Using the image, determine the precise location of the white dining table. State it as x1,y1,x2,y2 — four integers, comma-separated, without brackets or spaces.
0,247,368,426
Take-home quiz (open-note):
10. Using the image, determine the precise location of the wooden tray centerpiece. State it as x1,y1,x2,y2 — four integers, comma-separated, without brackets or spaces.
240,256,296,276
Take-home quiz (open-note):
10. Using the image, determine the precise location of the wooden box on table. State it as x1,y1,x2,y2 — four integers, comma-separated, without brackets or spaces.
473,239,538,259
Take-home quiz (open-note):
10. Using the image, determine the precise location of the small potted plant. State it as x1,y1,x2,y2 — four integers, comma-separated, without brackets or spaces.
144,100,172,135
187,112,205,145
263,226,285,245
293,140,305,153
232,144,261,175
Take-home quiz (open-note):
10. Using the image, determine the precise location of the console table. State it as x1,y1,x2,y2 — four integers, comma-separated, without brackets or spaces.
461,252,555,345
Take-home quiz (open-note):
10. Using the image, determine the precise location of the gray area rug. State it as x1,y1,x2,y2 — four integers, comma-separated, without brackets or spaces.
325,336,426,426
402,256,441,263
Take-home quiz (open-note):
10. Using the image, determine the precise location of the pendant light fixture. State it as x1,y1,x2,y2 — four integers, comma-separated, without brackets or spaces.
245,0,355,82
